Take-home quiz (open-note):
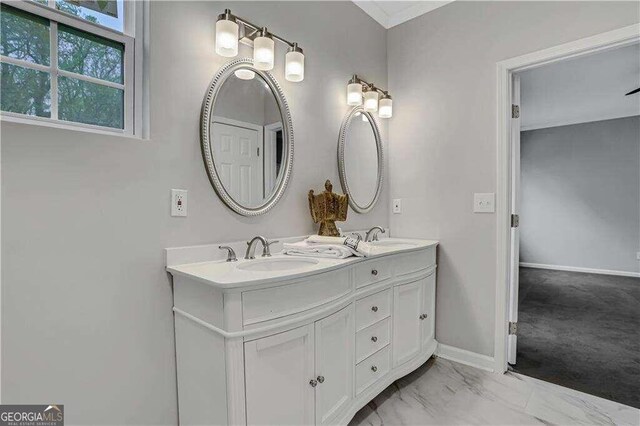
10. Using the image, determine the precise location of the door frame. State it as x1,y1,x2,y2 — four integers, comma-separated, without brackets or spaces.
494,23,640,374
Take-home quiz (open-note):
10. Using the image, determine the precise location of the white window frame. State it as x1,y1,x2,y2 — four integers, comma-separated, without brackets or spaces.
0,0,145,137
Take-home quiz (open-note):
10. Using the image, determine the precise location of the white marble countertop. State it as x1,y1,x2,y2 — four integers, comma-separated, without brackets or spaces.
167,238,438,290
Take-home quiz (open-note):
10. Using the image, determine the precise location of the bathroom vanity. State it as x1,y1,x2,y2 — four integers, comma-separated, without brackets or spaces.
167,238,438,425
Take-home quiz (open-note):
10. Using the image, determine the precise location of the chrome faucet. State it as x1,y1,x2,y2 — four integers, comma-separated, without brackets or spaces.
245,236,279,259
365,226,385,242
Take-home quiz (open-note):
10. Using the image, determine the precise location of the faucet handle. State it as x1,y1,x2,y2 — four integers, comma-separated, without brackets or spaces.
219,246,237,262
262,240,280,257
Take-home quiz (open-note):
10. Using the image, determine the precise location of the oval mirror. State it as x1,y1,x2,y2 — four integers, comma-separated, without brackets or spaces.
201,59,294,216
338,106,383,213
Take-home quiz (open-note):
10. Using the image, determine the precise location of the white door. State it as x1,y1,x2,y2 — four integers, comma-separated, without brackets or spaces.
420,273,436,347
244,324,315,425
314,306,354,425
212,121,263,206
393,280,423,366
508,74,522,365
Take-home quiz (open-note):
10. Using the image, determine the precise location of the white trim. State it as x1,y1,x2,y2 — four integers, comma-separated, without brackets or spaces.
495,23,640,375
0,114,150,140
520,263,640,278
1,112,126,135
435,344,495,372
2,0,141,137
211,115,263,133
58,69,125,90
0,56,50,73
352,0,454,29
9,0,129,41
521,112,640,132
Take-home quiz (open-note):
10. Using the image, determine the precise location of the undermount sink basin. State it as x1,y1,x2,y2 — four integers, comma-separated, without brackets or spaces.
370,239,420,249
237,258,320,272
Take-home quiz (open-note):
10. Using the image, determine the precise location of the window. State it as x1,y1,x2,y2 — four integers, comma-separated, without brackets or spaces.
0,0,143,135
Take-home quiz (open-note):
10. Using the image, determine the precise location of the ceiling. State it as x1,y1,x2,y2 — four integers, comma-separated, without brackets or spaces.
520,43,640,131
353,1,454,29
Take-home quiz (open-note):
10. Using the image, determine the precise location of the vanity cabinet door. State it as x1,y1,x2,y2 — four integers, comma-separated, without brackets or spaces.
421,272,436,347
314,306,354,425
244,324,315,425
393,279,423,366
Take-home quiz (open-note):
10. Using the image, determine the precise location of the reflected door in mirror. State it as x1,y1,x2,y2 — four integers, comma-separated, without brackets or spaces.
212,122,263,206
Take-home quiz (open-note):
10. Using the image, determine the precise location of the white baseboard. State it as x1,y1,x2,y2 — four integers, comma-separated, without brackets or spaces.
519,262,640,278
435,344,495,372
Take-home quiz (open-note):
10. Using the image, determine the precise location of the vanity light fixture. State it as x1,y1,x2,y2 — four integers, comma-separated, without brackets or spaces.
378,92,393,118
285,43,305,82
215,9,305,82
347,76,363,106
363,84,379,112
347,75,393,118
253,28,274,71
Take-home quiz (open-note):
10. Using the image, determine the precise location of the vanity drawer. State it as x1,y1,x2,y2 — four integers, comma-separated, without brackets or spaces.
356,345,391,395
355,289,391,331
242,270,350,326
394,247,436,278
354,258,392,289
356,317,391,363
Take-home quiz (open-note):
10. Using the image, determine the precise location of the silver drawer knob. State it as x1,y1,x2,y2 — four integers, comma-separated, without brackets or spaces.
317,375,325,383
371,336,378,342
371,269,378,276
309,379,317,387
371,306,378,312
371,365,378,372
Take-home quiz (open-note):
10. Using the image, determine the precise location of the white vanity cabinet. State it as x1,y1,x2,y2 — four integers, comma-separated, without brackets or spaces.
393,272,435,366
168,239,438,426
244,306,354,426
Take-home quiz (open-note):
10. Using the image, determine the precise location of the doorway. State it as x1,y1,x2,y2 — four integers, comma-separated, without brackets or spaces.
494,23,640,406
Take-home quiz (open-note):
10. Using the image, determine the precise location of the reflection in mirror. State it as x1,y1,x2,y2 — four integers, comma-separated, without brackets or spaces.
210,67,284,208
338,107,383,213
344,113,378,207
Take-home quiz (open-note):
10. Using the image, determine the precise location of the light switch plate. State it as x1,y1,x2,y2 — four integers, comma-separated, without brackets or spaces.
171,189,188,217
392,199,402,214
474,193,495,213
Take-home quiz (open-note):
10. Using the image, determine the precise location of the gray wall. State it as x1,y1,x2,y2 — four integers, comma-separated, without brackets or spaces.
1,2,387,424
387,1,639,356
520,116,640,273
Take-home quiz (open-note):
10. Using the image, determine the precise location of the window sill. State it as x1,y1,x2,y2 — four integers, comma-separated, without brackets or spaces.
0,114,148,141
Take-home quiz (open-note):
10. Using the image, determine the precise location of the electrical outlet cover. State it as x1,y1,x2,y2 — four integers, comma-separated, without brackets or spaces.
393,199,402,214
171,189,188,217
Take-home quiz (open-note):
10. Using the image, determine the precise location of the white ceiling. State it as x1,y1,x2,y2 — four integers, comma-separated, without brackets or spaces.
353,1,454,29
520,43,640,131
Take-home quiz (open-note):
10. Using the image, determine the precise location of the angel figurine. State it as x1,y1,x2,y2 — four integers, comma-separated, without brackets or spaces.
308,180,349,236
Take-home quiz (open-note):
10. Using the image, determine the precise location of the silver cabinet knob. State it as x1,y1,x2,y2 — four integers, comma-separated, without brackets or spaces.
317,375,325,383
371,365,378,372
371,269,378,276
371,306,378,312
371,336,378,342
309,379,317,387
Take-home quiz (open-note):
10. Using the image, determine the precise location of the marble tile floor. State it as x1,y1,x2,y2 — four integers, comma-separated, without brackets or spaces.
349,357,640,425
